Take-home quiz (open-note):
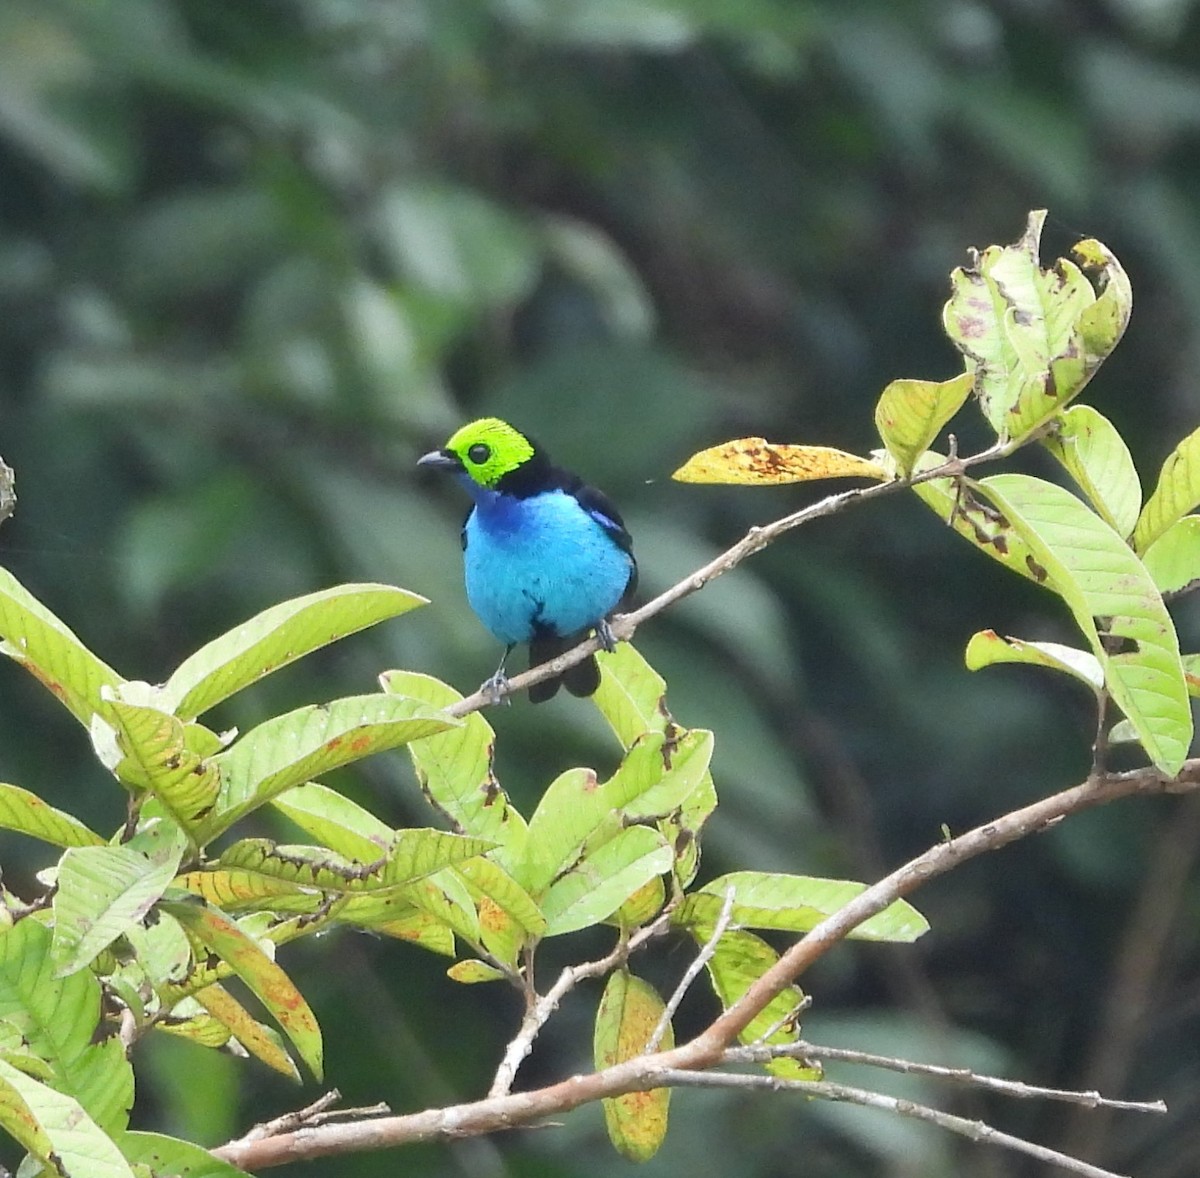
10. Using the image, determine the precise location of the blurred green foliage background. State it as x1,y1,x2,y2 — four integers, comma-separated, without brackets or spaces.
2,1,1199,1175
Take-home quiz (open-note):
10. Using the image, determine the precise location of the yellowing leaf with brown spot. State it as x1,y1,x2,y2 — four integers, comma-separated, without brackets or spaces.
672,439,885,485
594,971,672,1161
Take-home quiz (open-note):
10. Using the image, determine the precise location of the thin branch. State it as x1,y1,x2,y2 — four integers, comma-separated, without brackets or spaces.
724,1041,1167,1113
488,911,674,1099
443,441,1005,716
655,1071,1136,1178
645,887,735,1054
232,1090,348,1145
212,758,1199,1172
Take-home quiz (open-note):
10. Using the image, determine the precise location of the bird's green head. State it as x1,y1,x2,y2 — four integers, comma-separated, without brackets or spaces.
419,418,541,490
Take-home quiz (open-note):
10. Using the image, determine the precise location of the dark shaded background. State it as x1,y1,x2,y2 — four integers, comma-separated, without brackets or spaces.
1,1,1199,1175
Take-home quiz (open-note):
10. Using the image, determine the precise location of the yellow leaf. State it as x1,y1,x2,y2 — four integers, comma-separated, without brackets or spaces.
594,971,672,1161
673,439,885,485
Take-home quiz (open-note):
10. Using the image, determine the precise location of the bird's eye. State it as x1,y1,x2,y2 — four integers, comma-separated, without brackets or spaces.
467,443,491,465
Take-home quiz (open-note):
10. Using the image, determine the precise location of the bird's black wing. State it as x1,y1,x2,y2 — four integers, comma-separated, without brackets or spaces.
460,507,471,551
555,470,638,601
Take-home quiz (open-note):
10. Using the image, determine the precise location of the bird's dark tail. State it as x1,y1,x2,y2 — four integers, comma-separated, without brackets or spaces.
528,634,601,703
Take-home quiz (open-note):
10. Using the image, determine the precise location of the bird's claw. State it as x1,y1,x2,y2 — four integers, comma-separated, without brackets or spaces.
595,617,619,653
480,671,512,706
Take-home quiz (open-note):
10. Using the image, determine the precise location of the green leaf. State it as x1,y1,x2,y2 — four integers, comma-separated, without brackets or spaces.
174,867,317,911
593,645,719,887
270,782,393,861
700,928,815,1080
381,671,528,849
456,856,544,933
340,903,456,956
1041,404,1141,537
1134,427,1200,552
911,460,1048,586
594,971,672,1161
0,784,104,848
1141,516,1200,595
592,642,672,745
215,829,491,892
0,1055,135,1178
164,584,427,720
965,630,1104,691
942,210,1128,442
392,870,480,948
447,959,508,984
1071,234,1135,366
0,919,134,1136
51,822,188,975
200,695,458,840
979,474,1191,773
161,894,323,1081
675,871,928,943
874,372,973,476
107,701,220,833
522,731,713,894
122,1130,254,1177
541,826,672,937
0,566,122,728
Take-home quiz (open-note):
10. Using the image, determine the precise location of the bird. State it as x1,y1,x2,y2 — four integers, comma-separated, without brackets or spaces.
418,417,636,703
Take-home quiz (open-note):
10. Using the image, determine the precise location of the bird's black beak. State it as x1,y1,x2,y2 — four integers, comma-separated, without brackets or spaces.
417,448,463,472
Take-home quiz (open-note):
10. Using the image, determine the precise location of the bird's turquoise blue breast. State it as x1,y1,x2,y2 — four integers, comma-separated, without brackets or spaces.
463,488,633,645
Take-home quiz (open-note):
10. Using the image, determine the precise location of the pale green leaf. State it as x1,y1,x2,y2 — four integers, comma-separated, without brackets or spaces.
122,1130,254,1176
0,920,134,1136
980,473,1191,773
942,210,1125,442
522,731,712,894
541,826,671,936
0,784,104,848
593,645,719,887
0,1056,135,1178
594,971,671,1161
1141,515,1200,596
455,856,545,937
675,871,928,943
699,928,815,1080
270,782,393,861
911,460,1048,586
51,823,187,975
964,630,1104,691
1133,426,1200,553
0,566,122,728
1041,404,1141,536
447,959,508,984
215,829,490,893
874,372,974,476
164,583,427,720
161,895,323,1080
592,642,671,746
381,671,528,849
107,701,220,832
200,695,458,840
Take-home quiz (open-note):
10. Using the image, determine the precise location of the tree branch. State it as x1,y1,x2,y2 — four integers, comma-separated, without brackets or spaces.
655,1071,1137,1178
725,1041,1167,1113
212,758,1197,1171
488,911,674,1099
443,443,1002,717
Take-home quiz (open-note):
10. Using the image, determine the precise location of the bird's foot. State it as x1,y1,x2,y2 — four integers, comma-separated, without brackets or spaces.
479,670,512,706
595,617,619,653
